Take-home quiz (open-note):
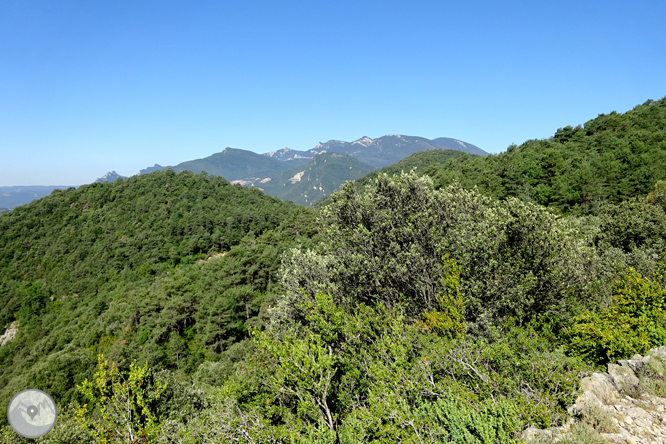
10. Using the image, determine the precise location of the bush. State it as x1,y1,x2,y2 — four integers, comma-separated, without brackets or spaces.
565,267,666,365
312,172,597,332
76,356,166,443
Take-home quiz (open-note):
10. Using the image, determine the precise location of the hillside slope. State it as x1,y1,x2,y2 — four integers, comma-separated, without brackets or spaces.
0,170,316,422
352,148,469,193
170,147,296,180
250,152,375,206
430,97,666,215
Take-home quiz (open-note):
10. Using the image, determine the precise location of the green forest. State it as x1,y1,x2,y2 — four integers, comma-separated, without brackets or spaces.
1,97,666,443
428,98,666,216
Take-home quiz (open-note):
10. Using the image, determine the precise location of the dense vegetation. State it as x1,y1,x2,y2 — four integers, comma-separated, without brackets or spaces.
1,97,666,443
257,153,375,206
429,98,666,215
0,170,318,430
169,147,299,181
350,148,467,193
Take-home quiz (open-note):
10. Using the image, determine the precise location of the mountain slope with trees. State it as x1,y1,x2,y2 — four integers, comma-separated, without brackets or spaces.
429,98,666,215
169,147,297,181
0,170,319,428
250,153,375,206
351,148,468,193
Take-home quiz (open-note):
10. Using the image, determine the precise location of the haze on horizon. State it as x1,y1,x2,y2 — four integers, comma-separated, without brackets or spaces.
1,0,665,186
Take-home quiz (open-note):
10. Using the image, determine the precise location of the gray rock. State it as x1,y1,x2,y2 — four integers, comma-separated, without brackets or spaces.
608,363,640,390
524,346,666,444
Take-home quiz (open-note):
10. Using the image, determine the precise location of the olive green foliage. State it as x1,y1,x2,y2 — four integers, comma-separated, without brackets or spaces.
307,172,596,331
430,97,666,215
320,173,457,315
417,255,465,339
594,197,666,254
647,180,666,211
565,266,666,365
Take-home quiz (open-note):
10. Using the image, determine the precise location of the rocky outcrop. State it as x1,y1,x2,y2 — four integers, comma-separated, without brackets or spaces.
0,320,18,346
522,347,666,443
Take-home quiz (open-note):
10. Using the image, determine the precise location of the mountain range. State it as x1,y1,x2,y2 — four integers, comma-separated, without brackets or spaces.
0,135,485,210
135,135,486,206
262,135,485,167
94,171,127,183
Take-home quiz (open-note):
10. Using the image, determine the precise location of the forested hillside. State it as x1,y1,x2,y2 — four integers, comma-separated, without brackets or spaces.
251,153,375,206
429,98,666,215
350,148,468,193
2,98,666,443
0,170,319,433
167,147,301,180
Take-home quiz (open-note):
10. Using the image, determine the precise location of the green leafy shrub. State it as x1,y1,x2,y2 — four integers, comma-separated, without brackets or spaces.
76,355,166,443
594,198,666,254
297,171,597,334
218,288,589,441
565,267,666,365
417,255,465,339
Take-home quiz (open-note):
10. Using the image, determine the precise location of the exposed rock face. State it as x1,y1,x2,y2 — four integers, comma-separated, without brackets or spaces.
522,347,666,443
0,320,18,346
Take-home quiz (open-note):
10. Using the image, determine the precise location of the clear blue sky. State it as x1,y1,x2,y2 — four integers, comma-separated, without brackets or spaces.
2,0,665,186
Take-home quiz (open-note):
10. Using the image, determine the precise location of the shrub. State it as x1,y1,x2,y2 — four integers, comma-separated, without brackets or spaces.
565,267,666,365
292,172,597,334
76,356,166,444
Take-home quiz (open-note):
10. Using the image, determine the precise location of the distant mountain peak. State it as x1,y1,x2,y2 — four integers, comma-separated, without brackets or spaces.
262,146,312,163
265,147,292,157
352,136,374,147
95,171,126,183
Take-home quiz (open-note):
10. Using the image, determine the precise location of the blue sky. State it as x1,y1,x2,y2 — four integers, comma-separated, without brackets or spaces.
1,1,665,186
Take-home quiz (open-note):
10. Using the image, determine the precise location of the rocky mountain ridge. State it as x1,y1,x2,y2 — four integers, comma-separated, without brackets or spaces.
262,135,486,167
